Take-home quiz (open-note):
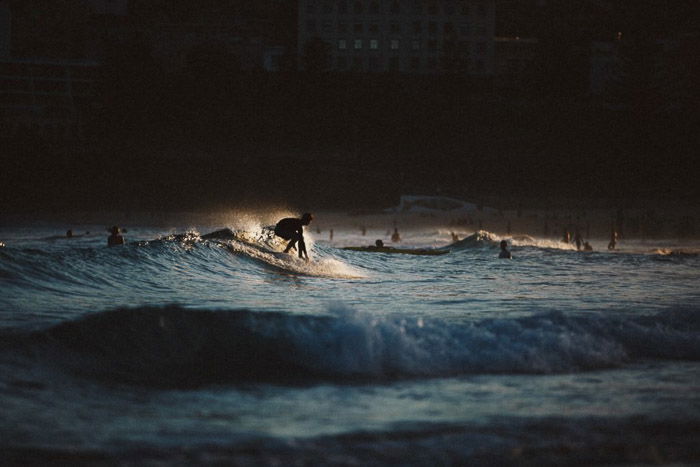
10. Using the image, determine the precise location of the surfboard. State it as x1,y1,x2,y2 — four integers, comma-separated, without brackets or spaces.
342,246,449,256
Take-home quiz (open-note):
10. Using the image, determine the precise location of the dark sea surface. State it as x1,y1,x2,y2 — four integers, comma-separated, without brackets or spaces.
1,218,699,465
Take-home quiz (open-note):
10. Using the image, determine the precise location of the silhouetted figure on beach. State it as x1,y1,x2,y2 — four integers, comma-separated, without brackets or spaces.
583,241,593,251
107,226,125,246
391,228,401,242
451,231,459,242
562,229,571,244
274,213,313,260
499,240,512,259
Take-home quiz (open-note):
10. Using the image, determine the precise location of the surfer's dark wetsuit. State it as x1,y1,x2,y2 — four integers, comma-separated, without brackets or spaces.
274,213,313,260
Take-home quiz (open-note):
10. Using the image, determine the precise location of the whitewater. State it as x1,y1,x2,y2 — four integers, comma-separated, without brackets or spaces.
1,215,699,465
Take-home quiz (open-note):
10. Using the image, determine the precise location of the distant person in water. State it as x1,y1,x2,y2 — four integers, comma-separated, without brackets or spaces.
583,241,593,251
499,240,512,259
608,227,618,250
66,229,73,238
371,239,384,249
107,226,125,246
391,228,401,242
274,213,313,260
573,229,583,251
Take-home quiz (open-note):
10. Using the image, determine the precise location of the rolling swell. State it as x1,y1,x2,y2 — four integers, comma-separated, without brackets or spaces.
4,306,699,388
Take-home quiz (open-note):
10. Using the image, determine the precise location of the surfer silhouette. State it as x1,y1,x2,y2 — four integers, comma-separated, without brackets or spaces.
499,240,512,259
274,213,313,260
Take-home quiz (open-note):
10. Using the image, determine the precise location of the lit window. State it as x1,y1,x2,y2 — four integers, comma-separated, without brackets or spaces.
354,39,363,49
338,39,347,50
390,39,400,50
370,39,379,50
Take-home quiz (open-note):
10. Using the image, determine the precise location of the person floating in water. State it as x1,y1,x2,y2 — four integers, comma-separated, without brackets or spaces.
391,228,401,242
371,239,384,249
274,213,313,260
499,240,512,259
107,226,125,246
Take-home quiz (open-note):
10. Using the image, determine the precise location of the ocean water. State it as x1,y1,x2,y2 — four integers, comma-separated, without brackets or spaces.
1,216,699,465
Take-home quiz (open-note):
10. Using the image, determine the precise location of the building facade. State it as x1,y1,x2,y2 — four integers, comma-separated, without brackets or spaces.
298,0,495,74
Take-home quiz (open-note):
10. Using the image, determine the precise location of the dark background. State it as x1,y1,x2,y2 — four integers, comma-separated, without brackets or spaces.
1,0,699,214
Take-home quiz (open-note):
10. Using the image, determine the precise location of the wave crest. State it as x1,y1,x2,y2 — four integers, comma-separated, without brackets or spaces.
8,306,699,388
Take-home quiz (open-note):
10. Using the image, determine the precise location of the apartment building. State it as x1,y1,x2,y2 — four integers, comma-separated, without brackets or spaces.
298,0,495,74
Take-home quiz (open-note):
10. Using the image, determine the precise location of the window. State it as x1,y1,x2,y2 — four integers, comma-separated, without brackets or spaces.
428,39,437,51
306,20,317,33
389,56,399,70
338,22,347,33
354,23,364,33
354,1,363,14
339,0,348,14
338,39,347,50
412,40,420,50
369,23,379,33
429,22,437,34
353,56,363,70
369,56,381,70
390,39,400,50
306,0,316,13
369,1,379,14
428,1,438,15
444,22,454,34
390,23,401,34
413,21,422,34
477,2,486,15
412,0,423,14
459,23,469,35
322,1,333,14
370,39,379,50
322,22,333,33
445,1,456,15
391,1,400,14
354,39,363,49
476,42,486,55
411,57,421,70
337,56,347,69
459,0,469,15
